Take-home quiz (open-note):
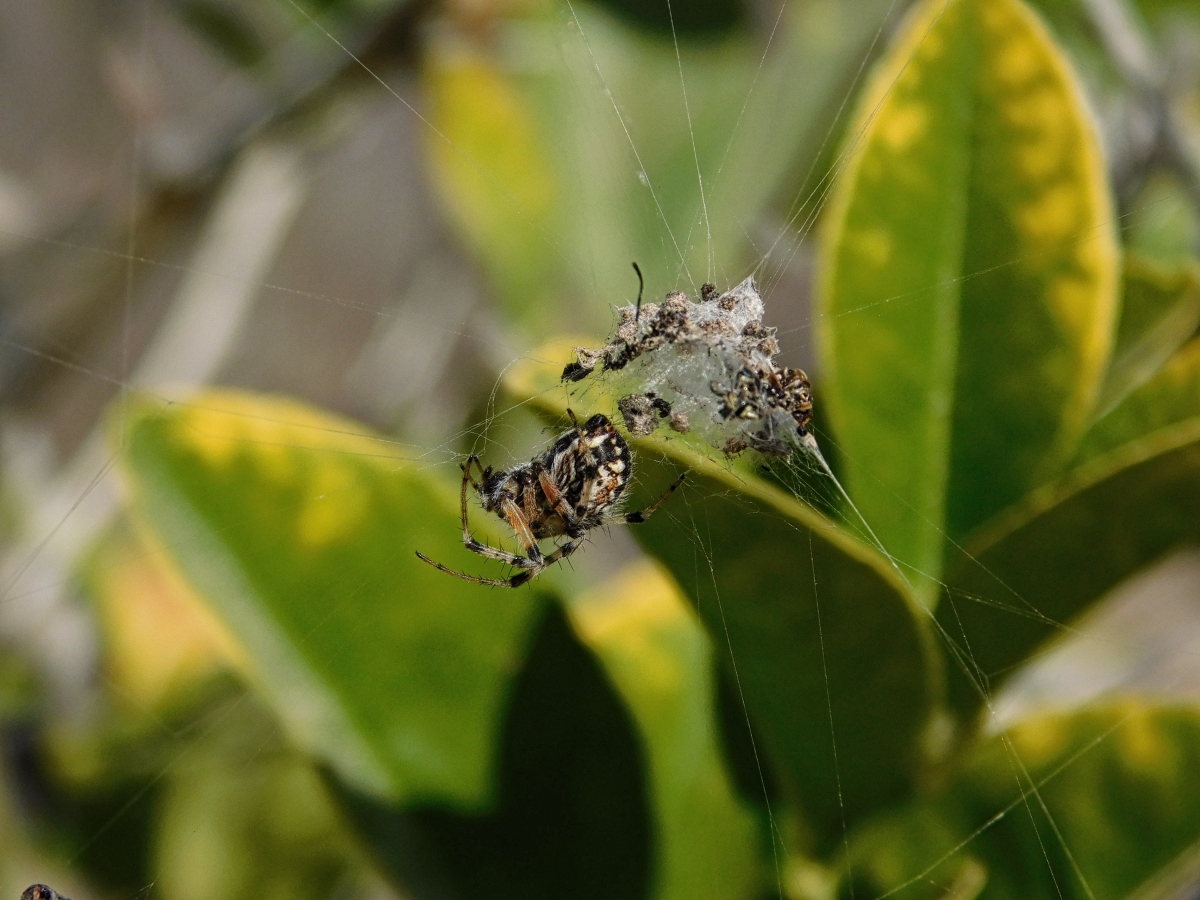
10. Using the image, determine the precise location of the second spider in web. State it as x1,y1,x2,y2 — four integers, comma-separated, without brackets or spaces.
417,410,685,587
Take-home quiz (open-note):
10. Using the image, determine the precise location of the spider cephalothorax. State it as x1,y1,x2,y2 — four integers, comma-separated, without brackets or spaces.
416,410,684,587
23,887,70,900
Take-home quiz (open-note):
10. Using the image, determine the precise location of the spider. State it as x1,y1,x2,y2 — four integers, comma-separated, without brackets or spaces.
23,888,70,900
416,410,685,587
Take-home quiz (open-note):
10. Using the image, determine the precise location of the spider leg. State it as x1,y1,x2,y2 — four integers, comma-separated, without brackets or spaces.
462,539,539,568
533,463,584,536
617,471,687,525
520,473,541,530
508,535,585,587
541,535,585,566
459,457,476,545
456,456,538,568
499,497,544,564
415,552,522,588
461,455,486,492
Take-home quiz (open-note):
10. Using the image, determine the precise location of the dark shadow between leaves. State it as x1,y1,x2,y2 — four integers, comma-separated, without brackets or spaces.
335,602,653,900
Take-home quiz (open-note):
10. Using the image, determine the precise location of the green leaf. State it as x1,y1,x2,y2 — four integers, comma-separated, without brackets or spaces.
117,391,549,807
120,391,764,897
1098,257,1200,418
1131,0,1200,28
1099,264,1200,427
1125,173,1200,271
849,703,1200,900
339,601,658,900
154,697,367,900
567,561,763,900
505,344,942,848
78,517,239,715
817,0,1120,603
423,0,899,336
1091,324,1200,454
941,340,1200,723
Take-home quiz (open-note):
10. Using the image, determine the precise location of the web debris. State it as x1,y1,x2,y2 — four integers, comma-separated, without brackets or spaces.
562,276,817,459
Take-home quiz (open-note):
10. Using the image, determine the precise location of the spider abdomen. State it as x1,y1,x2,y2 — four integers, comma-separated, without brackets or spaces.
416,409,682,588
550,414,630,523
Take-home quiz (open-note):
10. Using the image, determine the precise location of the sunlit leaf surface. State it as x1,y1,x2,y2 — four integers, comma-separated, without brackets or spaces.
942,340,1200,723
81,519,241,713
849,704,1200,900
568,561,762,900
346,558,771,900
119,391,549,806
119,389,767,898
817,0,1119,603
506,344,941,844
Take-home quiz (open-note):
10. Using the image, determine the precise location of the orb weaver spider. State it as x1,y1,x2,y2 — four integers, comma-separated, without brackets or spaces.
416,410,685,587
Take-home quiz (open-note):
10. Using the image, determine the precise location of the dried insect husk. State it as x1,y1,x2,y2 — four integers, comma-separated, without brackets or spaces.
563,277,815,458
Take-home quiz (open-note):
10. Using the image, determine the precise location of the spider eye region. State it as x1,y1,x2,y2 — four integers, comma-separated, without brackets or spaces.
581,413,611,433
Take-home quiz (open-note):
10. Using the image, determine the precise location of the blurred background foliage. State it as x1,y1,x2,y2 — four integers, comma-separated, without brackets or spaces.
3,0,1200,899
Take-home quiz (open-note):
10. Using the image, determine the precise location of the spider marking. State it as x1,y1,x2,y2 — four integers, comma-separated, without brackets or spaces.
23,887,70,900
416,410,685,587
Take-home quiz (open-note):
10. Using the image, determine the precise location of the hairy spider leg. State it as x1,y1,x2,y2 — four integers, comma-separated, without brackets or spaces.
456,457,534,568
418,470,687,588
415,454,552,586
462,455,487,493
533,463,585,537
521,469,540,524
520,534,586,580
414,551,525,588
415,457,537,575
454,533,587,590
498,496,545,564
611,471,687,525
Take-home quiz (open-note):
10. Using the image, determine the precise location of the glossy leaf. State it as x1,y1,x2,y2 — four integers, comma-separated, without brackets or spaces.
849,703,1200,900
81,518,240,714
119,390,768,897
568,561,762,900
817,0,1119,603
424,0,898,336
941,340,1200,723
505,344,942,846
1098,257,1200,417
1088,334,1200,458
117,390,549,806
348,562,766,900
340,602,656,900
